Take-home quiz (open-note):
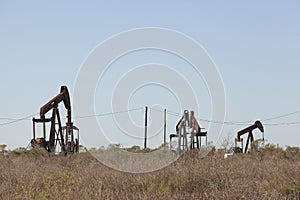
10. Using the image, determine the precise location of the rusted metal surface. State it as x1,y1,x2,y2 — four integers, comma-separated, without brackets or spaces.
31,86,79,154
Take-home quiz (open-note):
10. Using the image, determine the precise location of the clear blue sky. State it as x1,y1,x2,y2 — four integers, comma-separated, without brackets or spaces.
1,1,300,150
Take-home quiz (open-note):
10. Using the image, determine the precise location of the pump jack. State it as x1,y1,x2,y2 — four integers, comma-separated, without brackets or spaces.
31,86,79,154
233,120,264,153
170,110,207,152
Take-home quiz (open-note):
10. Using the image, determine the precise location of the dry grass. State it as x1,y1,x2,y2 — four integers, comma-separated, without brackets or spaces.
1,146,300,199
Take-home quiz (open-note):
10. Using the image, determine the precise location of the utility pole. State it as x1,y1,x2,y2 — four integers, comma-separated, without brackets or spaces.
144,106,148,149
163,108,167,148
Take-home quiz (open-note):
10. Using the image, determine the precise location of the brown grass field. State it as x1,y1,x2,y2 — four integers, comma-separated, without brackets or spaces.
1,146,300,199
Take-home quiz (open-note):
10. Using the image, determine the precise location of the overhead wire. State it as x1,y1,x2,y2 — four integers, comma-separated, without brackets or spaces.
74,107,144,119
1,107,300,127
263,121,300,126
0,113,38,126
149,107,300,127
150,108,252,125
0,117,32,121
262,110,300,121
0,107,144,126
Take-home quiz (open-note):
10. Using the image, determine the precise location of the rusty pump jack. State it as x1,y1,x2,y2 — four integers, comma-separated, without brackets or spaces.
233,120,264,153
170,110,207,152
31,86,79,154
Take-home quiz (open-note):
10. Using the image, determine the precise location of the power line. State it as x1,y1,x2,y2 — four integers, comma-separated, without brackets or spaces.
148,107,300,127
148,107,181,117
0,117,32,121
75,107,144,119
262,110,300,121
1,107,300,127
198,118,300,127
0,113,38,126
198,118,251,126
0,108,144,126
152,108,252,125
264,121,300,126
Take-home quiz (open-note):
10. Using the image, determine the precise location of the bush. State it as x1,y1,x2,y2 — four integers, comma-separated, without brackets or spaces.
1,146,300,199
